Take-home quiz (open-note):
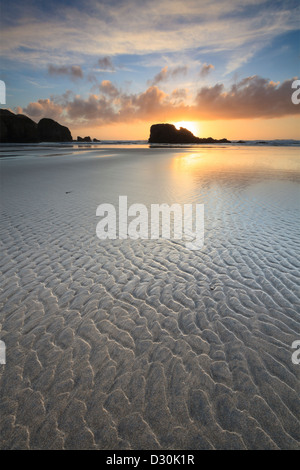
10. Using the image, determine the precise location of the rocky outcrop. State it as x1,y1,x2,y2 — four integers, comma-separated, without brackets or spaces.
148,123,231,144
0,109,72,143
0,109,39,143
77,136,92,142
149,124,198,144
37,118,72,142
76,136,101,143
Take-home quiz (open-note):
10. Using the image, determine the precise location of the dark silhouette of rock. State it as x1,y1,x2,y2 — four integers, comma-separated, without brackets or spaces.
0,109,73,143
0,109,38,143
77,136,92,142
149,124,198,143
38,118,72,142
237,140,246,144
148,123,231,144
93,138,100,142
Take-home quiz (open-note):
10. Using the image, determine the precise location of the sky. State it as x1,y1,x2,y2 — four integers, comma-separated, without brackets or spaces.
0,0,299,140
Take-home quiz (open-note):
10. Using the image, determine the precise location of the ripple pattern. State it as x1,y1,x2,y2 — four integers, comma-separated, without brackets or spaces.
0,147,299,450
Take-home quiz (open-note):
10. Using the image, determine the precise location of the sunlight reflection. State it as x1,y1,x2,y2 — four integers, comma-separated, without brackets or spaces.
169,147,300,200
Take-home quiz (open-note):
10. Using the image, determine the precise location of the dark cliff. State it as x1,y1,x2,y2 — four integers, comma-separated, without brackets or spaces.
0,109,73,143
37,118,72,142
0,109,39,143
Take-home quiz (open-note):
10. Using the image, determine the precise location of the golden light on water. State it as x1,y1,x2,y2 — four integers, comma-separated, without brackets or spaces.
170,147,300,177
174,121,200,137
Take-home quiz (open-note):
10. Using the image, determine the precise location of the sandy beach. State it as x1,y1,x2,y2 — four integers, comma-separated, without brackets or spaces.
0,143,299,450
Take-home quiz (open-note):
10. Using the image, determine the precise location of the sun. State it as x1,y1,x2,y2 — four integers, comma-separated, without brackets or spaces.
174,121,200,137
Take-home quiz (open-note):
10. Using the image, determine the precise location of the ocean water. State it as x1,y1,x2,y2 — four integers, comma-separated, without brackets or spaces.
0,143,299,449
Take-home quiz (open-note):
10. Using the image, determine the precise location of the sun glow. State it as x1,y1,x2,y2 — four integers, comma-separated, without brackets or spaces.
174,121,200,137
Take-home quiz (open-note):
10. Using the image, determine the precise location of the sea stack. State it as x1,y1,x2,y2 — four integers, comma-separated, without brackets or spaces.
148,123,231,144
37,118,72,142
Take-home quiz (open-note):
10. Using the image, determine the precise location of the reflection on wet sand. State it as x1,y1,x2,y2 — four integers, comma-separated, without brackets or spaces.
0,145,299,449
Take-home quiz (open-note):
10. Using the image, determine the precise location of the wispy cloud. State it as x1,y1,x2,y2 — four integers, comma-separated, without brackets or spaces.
148,66,188,86
1,0,298,73
95,57,116,72
26,79,54,89
200,63,214,77
48,64,83,79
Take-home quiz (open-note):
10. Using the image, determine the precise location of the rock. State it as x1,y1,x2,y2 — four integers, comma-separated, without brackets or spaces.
0,109,73,143
148,123,199,144
77,136,92,142
148,123,231,144
37,118,72,142
93,138,100,142
0,109,38,143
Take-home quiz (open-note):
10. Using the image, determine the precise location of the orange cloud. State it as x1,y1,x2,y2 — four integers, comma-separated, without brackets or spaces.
18,76,300,129
200,63,214,77
21,98,64,120
99,80,119,97
148,66,188,86
195,76,300,119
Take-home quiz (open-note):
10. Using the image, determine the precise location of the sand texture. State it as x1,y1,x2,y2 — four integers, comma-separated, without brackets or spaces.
0,144,299,450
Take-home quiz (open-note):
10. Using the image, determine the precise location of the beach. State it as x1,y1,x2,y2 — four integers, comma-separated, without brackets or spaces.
0,143,299,450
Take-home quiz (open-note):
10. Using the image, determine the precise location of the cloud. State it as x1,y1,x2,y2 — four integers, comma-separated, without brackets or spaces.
130,86,168,117
1,0,298,71
200,63,214,77
96,57,115,72
48,64,83,79
148,66,168,86
65,84,171,124
148,66,188,85
20,98,64,121
26,79,54,89
225,48,257,75
19,75,300,129
66,94,115,123
99,80,119,97
195,76,300,119
171,88,189,102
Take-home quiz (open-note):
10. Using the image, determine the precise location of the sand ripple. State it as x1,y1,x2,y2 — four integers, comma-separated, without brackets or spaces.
0,147,299,449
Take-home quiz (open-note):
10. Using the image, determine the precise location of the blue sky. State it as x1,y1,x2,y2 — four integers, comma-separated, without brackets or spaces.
0,0,299,138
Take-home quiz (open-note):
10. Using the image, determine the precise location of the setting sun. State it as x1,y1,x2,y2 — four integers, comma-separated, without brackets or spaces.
174,121,200,137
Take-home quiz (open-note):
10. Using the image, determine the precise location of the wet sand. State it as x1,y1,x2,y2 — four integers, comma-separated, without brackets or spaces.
0,144,299,449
